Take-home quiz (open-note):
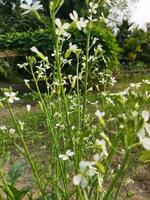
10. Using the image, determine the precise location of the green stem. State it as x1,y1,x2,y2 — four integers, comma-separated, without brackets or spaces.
82,30,91,129
103,150,130,200
105,131,122,176
114,164,129,200
0,168,15,200
76,54,81,132
28,72,69,197
7,103,47,199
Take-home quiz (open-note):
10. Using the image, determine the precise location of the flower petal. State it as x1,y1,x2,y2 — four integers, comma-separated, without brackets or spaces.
73,175,82,185
80,177,88,188
141,137,150,150
55,18,62,28
142,111,149,122
137,128,145,140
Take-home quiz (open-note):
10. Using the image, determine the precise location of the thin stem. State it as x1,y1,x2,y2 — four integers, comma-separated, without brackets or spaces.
114,164,129,200
82,30,91,129
103,150,130,200
7,103,47,199
0,168,15,200
105,131,122,176
76,54,81,132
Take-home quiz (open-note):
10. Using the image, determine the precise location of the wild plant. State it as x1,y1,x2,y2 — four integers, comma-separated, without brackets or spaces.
0,1,150,200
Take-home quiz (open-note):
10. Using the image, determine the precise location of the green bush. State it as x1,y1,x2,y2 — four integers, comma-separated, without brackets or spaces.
0,24,120,76
0,58,18,81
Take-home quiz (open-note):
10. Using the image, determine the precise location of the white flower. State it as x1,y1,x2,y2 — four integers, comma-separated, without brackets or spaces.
69,43,79,53
137,111,150,150
76,18,88,30
132,111,138,117
99,12,109,24
24,79,30,88
95,110,105,119
73,174,88,188
24,79,30,84
110,77,116,86
59,149,74,160
142,111,150,122
106,97,114,105
0,125,7,131
89,2,98,14
20,1,43,15
71,125,75,130
94,139,108,161
26,104,31,112
140,137,150,150
69,10,78,21
4,92,20,103
142,79,150,85
73,161,97,188
55,18,70,37
69,11,88,30
130,83,141,89
97,44,103,52
9,128,16,135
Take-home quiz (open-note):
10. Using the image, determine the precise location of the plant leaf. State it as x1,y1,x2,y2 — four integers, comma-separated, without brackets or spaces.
7,160,26,186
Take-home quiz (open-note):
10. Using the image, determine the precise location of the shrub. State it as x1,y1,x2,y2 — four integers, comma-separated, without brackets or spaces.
0,25,120,76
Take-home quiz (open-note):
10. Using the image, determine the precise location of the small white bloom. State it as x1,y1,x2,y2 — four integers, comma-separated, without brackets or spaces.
110,76,116,86
0,125,7,131
130,82,141,89
55,18,70,37
9,128,16,135
4,92,20,103
100,12,109,23
94,139,108,160
20,1,43,15
95,110,105,119
140,137,150,150
89,2,98,14
76,18,89,30
137,111,150,150
73,175,88,188
73,160,97,188
59,149,74,161
69,10,78,21
69,43,79,53
132,111,138,117
71,125,75,130
24,79,30,85
142,111,149,122
142,79,150,85
26,104,31,112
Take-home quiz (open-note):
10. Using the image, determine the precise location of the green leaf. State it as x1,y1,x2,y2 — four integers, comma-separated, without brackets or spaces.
7,160,26,186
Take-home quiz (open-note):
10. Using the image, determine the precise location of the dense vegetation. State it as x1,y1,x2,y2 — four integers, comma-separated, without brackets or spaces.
0,0,149,80
0,1,150,200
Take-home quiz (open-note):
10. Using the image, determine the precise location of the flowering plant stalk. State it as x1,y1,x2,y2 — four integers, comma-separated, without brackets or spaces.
0,1,150,200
